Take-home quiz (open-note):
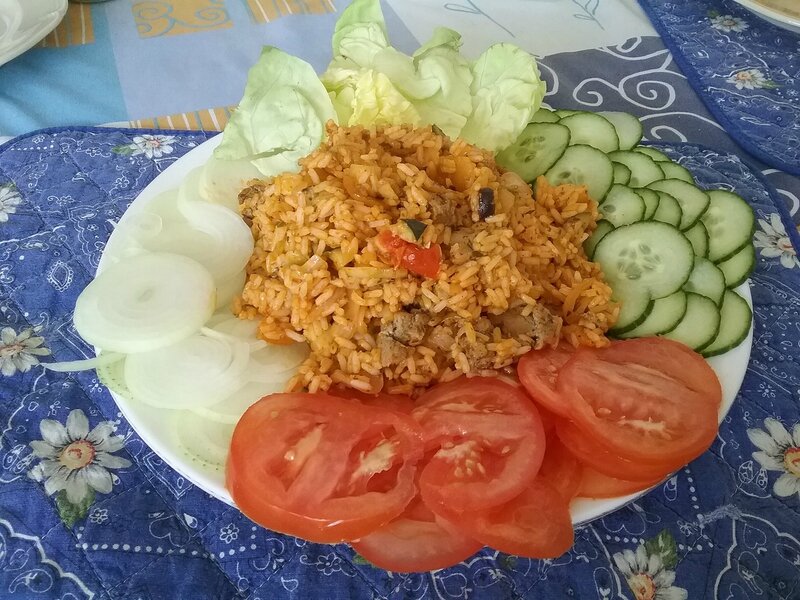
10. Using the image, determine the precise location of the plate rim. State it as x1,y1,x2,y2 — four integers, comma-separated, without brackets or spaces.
100,134,755,525
733,0,800,29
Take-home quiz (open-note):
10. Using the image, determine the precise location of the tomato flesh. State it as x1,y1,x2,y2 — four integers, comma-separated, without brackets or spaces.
557,339,721,471
328,387,415,414
227,393,424,543
351,495,481,572
411,377,546,513
436,478,574,559
537,434,583,501
376,230,442,278
517,346,575,417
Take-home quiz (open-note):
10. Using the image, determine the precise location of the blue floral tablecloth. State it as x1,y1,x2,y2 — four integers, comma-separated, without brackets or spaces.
1,127,800,600
637,0,800,177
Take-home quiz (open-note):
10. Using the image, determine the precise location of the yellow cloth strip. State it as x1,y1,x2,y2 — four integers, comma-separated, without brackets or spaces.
129,106,236,131
38,3,95,48
245,0,335,24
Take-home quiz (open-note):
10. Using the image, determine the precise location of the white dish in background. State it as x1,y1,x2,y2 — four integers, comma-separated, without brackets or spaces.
99,135,754,523
0,0,67,68
734,0,800,34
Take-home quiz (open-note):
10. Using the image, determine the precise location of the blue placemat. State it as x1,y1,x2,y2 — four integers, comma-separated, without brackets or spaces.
1,128,800,599
637,0,800,178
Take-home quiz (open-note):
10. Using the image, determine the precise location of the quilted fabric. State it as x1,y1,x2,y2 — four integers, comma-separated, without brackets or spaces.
1,128,799,599
636,0,800,177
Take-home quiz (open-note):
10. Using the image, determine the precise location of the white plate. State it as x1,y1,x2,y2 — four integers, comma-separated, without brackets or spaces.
734,0,800,34
100,135,754,525
0,0,67,68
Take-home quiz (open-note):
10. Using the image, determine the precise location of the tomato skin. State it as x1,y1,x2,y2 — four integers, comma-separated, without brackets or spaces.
577,466,663,499
411,377,546,513
226,393,424,543
350,496,482,572
376,230,442,278
537,435,583,501
328,387,415,414
517,346,575,418
557,338,721,471
436,478,574,559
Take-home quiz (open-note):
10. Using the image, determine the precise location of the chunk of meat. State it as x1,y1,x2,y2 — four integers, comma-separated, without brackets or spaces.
490,304,562,349
429,195,456,225
447,229,473,260
377,333,410,367
382,311,428,346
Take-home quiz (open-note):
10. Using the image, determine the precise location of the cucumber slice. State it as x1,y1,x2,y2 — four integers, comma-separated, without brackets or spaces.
555,109,580,118
610,286,654,335
651,191,682,228
593,221,695,299
683,257,726,306
684,221,709,258
496,123,571,183
717,243,755,288
544,144,614,202
530,108,560,123
600,185,645,227
634,188,660,220
658,162,695,184
584,220,614,259
608,151,664,188
701,190,756,263
559,112,620,153
662,292,721,351
613,162,632,186
648,179,710,231
598,111,643,150
617,291,687,338
634,146,670,162
701,289,752,357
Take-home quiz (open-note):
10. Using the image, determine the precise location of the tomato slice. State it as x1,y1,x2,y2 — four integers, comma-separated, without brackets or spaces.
376,230,442,278
537,435,583,501
517,346,575,418
557,338,721,470
436,478,574,559
350,495,482,572
411,377,546,513
556,418,675,481
226,393,424,543
577,465,663,499
328,387,415,414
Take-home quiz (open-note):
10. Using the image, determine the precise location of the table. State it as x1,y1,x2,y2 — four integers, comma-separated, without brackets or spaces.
1,1,799,599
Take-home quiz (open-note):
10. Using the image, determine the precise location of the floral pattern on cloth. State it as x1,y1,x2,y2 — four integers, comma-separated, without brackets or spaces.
636,0,800,176
1,127,800,599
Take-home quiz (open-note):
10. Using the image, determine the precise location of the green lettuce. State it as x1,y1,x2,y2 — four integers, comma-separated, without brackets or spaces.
460,44,547,151
319,0,545,151
214,47,337,176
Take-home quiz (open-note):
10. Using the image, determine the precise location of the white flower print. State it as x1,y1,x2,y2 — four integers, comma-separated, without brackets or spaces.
313,552,343,576
0,326,51,376
28,409,131,505
130,135,175,159
748,418,800,499
710,15,749,33
753,213,798,269
0,184,22,223
613,545,687,600
219,523,239,544
89,507,108,524
726,69,773,90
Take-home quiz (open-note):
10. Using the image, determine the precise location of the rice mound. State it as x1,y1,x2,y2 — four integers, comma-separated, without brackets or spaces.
234,122,617,395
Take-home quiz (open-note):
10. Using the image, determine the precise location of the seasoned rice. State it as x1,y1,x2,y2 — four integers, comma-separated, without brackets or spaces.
234,122,618,395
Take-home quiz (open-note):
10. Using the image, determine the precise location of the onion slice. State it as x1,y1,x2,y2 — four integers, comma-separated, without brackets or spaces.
124,331,251,409
199,154,263,212
175,411,235,469
43,352,124,373
74,252,215,354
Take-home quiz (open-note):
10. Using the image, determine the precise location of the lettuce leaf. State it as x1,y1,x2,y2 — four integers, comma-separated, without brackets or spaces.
320,0,545,150
460,44,547,151
214,47,337,176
